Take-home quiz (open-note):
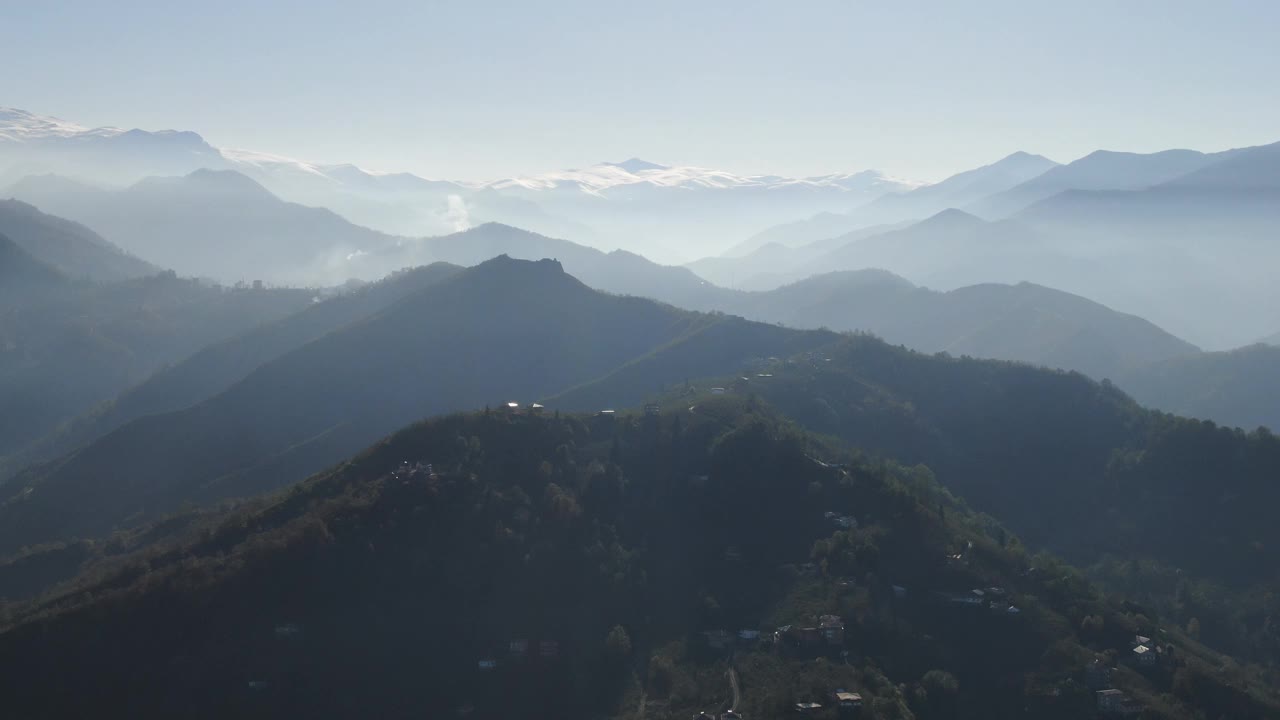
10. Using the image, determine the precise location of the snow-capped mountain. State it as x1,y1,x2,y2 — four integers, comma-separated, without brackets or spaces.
0,107,923,260
0,107,120,141
477,158,921,196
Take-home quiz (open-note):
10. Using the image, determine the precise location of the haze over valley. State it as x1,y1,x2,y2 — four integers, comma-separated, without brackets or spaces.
3,3,1280,718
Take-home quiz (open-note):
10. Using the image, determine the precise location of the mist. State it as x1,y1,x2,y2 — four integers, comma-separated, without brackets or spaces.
3,5,1280,719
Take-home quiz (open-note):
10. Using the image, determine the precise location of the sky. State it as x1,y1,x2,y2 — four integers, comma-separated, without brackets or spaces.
3,0,1279,182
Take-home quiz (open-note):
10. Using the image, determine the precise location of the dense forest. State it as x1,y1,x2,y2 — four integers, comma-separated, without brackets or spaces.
2,400,1276,719
556,336,1280,666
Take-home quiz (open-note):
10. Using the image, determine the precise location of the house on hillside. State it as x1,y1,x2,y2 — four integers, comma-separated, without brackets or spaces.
478,659,497,671
1132,644,1157,667
738,629,761,643
795,701,823,714
643,403,660,416
832,690,863,710
539,640,559,659
505,401,520,413
509,639,528,658
529,403,545,416
710,387,726,395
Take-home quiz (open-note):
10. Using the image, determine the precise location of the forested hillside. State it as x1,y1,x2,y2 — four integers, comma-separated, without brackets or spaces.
556,337,1280,664
5,262,463,476
0,232,66,302
0,257,835,556
0,198,157,282
2,403,1275,719
0,272,312,458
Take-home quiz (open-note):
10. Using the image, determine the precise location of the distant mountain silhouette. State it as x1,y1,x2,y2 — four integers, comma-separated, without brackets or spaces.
689,223,902,288
0,199,157,281
1119,343,1280,432
6,263,464,476
1011,142,1280,348
1159,142,1280,191
1263,331,1280,346
0,274,312,460
725,151,1058,257
6,170,397,284
0,107,224,186
356,223,732,310
726,270,1198,381
967,147,1233,218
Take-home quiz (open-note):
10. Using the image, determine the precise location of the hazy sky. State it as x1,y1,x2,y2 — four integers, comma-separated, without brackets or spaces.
4,0,1278,182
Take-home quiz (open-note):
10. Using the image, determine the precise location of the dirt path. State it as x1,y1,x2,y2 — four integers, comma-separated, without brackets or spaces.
728,665,741,711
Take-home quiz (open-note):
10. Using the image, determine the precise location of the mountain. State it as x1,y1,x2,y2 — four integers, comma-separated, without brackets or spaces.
967,147,1244,219
0,233,65,302
555,336,1280,664
1010,142,1280,348
1,401,1274,720
686,223,902,289
723,151,1058,258
2,263,464,478
0,273,312,458
0,199,157,281
353,223,735,310
1118,343,1280,432
1262,331,1280,346
0,257,835,554
0,107,224,187
6,170,398,284
1158,141,1280,191
1,108,930,263
784,209,1093,293
470,162,922,261
724,270,1198,381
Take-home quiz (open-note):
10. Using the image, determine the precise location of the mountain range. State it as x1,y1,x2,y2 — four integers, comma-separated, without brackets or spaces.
5,170,397,284
0,257,836,555
1,107,922,260
3,259,1279,690
722,150,1060,257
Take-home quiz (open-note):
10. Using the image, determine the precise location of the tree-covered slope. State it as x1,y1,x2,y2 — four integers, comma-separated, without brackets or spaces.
0,272,312,458
558,336,1280,663
0,198,157,282
1,403,1273,719
1118,343,1280,432
0,232,66,303
5,262,463,475
0,257,835,555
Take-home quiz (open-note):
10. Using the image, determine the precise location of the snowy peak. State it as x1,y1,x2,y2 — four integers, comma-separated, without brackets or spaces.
602,158,670,173
0,107,123,142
